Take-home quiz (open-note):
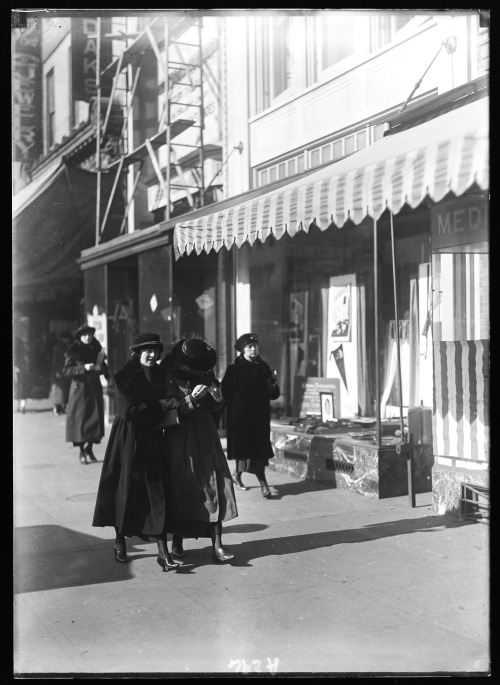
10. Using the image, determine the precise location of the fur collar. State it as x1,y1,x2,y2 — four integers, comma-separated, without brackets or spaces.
114,358,165,392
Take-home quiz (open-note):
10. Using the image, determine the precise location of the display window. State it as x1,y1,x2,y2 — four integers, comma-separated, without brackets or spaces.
242,211,432,420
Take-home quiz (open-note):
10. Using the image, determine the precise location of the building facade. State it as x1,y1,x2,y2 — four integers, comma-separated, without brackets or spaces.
12,10,489,515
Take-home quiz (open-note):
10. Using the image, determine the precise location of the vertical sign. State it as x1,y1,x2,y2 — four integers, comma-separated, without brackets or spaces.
12,18,42,163
71,17,112,102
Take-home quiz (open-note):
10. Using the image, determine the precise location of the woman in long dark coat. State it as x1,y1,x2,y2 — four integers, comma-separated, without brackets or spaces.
221,333,280,498
92,332,179,571
64,324,109,464
159,336,238,564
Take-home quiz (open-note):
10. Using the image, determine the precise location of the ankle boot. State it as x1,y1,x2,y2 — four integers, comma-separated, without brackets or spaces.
85,444,98,462
79,447,87,465
113,536,128,563
232,472,249,491
172,535,185,559
259,479,271,498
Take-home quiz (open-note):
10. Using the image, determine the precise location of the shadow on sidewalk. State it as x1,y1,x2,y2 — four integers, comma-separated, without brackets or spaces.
15,513,477,588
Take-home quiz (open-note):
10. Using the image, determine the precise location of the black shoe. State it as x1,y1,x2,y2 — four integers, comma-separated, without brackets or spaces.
113,544,128,563
85,445,98,462
157,554,180,572
172,536,185,559
79,449,87,465
232,473,249,491
260,481,271,498
212,545,235,563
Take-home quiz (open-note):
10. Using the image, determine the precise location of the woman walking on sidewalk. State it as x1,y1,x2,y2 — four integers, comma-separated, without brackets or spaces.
92,332,179,571
221,333,280,498
64,324,109,464
159,336,238,564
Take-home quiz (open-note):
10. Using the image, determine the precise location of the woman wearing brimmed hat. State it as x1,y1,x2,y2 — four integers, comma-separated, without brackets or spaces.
159,336,238,564
93,332,180,571
63,324,109,464
221,333,280,498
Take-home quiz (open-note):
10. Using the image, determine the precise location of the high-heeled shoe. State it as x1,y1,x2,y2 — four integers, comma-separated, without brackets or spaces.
232,473,249,491
79,449,87,465
157,554,180,572
85,445,98,462
113,544,128,563
212,545,235,563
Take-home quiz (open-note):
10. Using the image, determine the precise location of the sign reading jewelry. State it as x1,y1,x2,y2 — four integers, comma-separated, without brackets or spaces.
12,18,42,163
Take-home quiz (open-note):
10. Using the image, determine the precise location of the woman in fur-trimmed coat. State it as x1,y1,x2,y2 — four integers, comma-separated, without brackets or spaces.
159,336,238,564
92,332,179,570
64,324,109,464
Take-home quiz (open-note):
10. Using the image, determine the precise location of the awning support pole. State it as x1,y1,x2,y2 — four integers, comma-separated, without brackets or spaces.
389,211,405,440
373,218,381,447
95,17,101,246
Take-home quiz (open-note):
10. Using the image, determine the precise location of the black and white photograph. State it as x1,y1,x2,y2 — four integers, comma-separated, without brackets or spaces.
12,8,489,678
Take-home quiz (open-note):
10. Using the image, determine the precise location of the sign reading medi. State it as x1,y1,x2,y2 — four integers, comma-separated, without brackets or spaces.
431,195,488,250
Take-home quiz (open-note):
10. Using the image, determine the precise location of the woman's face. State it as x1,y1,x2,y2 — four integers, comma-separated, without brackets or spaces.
139,347,160,367
80,333,93,345
242,342,258,362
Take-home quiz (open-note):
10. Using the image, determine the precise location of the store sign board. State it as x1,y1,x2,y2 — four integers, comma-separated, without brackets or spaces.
12,18,42,163
431,195,488,250
71,18,112,102
293,377,341,419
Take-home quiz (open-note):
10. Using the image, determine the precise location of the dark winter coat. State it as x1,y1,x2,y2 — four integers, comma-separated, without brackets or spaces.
221,355,280,464
92,358,172,538
63,338,109,444
159,354,238,538
50,339,72,405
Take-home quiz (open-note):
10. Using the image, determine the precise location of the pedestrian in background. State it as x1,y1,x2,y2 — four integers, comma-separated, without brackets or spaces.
50,331,73,415
14,337,29,414
92,332,179,571
64,324,109,464
221,333,280,498
159,336,238,564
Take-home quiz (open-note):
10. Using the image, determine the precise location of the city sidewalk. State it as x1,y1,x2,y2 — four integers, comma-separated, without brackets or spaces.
13,403,489,676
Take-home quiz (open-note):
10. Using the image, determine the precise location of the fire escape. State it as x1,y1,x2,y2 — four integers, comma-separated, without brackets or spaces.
94,15,216,244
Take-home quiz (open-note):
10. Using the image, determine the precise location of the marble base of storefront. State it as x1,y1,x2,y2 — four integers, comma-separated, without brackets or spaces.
269,422,433,499
432,461,489,519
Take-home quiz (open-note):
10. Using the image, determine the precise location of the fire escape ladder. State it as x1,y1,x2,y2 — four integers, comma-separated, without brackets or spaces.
95,15,209,242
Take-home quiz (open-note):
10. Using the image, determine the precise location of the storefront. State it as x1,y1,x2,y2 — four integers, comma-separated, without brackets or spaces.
173,95,489,510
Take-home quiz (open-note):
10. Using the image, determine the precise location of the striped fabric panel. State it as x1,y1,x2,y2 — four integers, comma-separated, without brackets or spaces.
433,340,489,461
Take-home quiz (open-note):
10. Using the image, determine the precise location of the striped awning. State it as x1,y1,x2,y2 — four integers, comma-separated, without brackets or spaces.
174,97,489,259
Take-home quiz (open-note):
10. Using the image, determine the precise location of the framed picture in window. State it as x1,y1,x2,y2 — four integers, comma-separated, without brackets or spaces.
320,391,335,423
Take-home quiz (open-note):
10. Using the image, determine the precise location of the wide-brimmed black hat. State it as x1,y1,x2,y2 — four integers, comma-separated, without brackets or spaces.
129,332,164,353
234,332,258,352
172,337,217,374
74,324,96,339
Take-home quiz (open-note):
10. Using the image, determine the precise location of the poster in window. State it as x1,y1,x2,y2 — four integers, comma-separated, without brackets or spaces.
328,279,352,342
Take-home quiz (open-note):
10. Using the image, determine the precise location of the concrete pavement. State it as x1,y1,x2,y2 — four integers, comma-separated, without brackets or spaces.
14,401,490,676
